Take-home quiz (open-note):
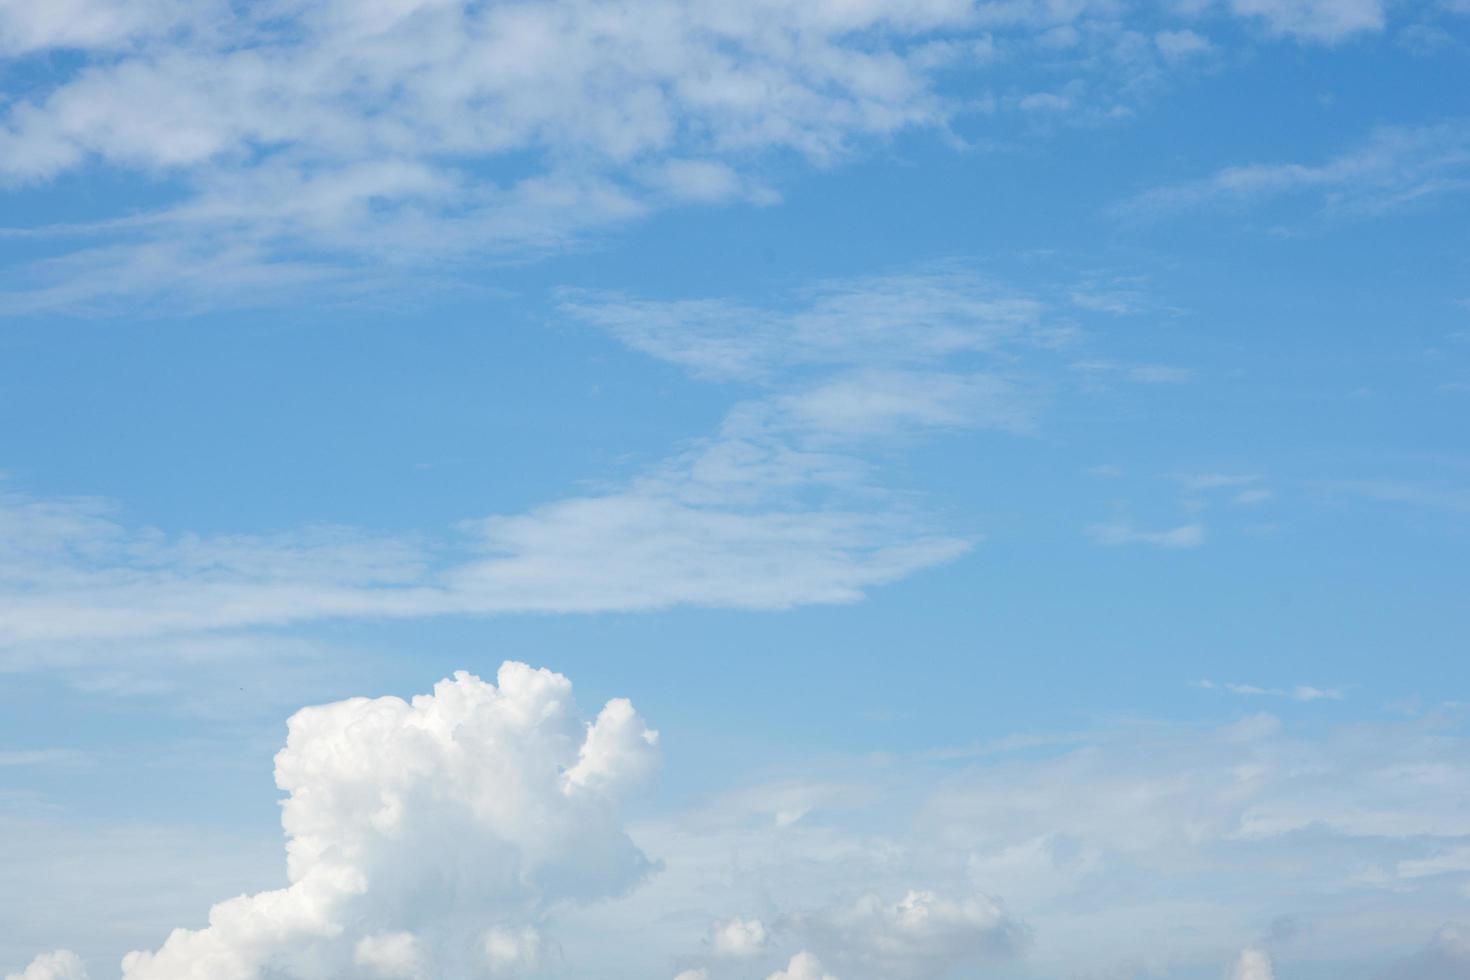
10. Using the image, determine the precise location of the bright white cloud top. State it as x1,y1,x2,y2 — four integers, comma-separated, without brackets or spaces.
78,664,657,980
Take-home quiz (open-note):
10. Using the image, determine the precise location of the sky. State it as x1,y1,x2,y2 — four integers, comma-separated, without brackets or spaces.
1,0,1469,978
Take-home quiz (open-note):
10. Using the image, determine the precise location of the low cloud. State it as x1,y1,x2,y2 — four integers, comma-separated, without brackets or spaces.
106,663,658,980
4,951,88,980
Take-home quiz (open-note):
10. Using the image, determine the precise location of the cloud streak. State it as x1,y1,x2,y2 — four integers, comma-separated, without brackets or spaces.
1120,119,1470,218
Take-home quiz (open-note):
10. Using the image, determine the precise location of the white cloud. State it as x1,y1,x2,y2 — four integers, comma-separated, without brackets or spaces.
1086,520,1205,548
14,698,1470,980
710,918,769,957
115,663,658,980
766,952,839,980
558,272,1054,383
0,1,1402,311
0,0,987,311
0,268,1133,674
1195,680,1343,702
544,705,1470,979
1228,946,1275,980
797,889,1022,980
3,951,88,980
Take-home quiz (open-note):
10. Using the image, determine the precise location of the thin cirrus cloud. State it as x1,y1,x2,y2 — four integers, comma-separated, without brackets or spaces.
1085,519,1206,548
2,268,1142,675
1193,679,1344,701
1118,119,1470,218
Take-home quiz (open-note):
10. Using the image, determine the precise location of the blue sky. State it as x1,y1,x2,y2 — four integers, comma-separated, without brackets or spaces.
1,2,1469,980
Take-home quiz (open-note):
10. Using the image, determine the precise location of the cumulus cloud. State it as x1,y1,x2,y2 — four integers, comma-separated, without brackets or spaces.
3,951,88,980
114,662,658,980
797,890,1023,980
766,952,839,980
14,701,1470,980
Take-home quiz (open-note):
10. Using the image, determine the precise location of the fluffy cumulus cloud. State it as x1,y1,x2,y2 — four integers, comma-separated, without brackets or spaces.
106,662,658,980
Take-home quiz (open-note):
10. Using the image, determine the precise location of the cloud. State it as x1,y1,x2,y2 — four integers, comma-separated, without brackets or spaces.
115,663,658,980
1086,520,1205,548
710,918,769,958
0,0,985,311
2,268,1139,676
1194,680,1343,702
544,704,1470,980
1228,946,1275,980
558,273,1054,384
14,696,1470,980
1121,119,1470,217
796,890,1023,980
1229,0,1385,42
0,1,1411,312
766,952,839,980
4,951,88,980
0,0,202,56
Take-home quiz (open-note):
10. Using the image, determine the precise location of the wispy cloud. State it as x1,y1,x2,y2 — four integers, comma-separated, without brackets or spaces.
1317,478,1470,513
1086,520,1205,548
0,269,1125,672
1194,679,1344,702
1119,119,1470,218
0,1,1422,313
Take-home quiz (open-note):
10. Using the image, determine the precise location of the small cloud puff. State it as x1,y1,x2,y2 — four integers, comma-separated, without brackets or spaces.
711,918,769,957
